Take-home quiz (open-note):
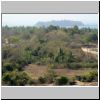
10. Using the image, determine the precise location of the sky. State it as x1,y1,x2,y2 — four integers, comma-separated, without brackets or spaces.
2,14,98,27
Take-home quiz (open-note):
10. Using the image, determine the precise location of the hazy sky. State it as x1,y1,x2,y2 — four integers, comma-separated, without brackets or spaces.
2,14,98,27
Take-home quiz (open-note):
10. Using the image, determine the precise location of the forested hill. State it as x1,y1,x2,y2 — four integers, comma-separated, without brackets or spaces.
35,20,84,27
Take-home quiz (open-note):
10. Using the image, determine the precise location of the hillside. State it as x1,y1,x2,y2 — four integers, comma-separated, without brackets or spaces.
35,20,84,27
2,25,98,86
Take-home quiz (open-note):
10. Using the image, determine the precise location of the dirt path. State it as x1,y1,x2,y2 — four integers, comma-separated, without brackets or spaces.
75,80,98,86
81,47,98,55
81,47,98,59
24,64,48,79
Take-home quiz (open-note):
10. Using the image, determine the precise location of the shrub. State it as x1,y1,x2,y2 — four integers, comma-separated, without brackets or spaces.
2,72,13,85
76,70,98,82
68,62,98,69
76,75,81,81
48,64,56,69
45,68,57,83
35,61,41,65
2,71,33,86
69,77,76,85
2,63,13,73
55,76,69,85
28,79,34,85
68,63,81,69
40,57,51,65
38,76,46,84
82,62,98,68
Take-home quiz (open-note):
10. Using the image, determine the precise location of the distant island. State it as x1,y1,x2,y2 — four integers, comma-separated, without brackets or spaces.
35,20,84,27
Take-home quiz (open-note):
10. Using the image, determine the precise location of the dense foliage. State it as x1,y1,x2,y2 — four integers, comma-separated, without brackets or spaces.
2,25,98,85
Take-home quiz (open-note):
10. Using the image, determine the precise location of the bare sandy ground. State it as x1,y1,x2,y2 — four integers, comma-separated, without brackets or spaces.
24,64,98,86
81,47,98,55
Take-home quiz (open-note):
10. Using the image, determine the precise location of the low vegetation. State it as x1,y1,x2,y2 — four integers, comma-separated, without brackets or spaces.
54,76,69,85
2,25,98,86
2,70,33,86
76,70,98,82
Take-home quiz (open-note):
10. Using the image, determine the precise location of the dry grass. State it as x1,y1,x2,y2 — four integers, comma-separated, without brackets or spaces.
24,64,97,78
24,64,48,79
24,64,98,86
75,81,98,86
54,68,96,77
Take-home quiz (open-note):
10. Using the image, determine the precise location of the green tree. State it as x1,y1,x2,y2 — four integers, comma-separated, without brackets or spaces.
66,51,75,63
55,76,69,85
47,25,59,32
2,71,33,86
2,63,13,73
69,25,79,36
55,48,65,63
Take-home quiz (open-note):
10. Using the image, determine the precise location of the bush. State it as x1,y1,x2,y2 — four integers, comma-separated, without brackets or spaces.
2,72,13,85
82,62,98,68
35,61,41,65
68,63,81,69
48,64,56,69
2,71,33,86
68,62,98,69
76,70,98,82
2,63,13,73
69,77,76,85
38,76,46,84
76,75,81,81
55,76,69,85
45,69,57,83
28,79,34,85
40,57,51,65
